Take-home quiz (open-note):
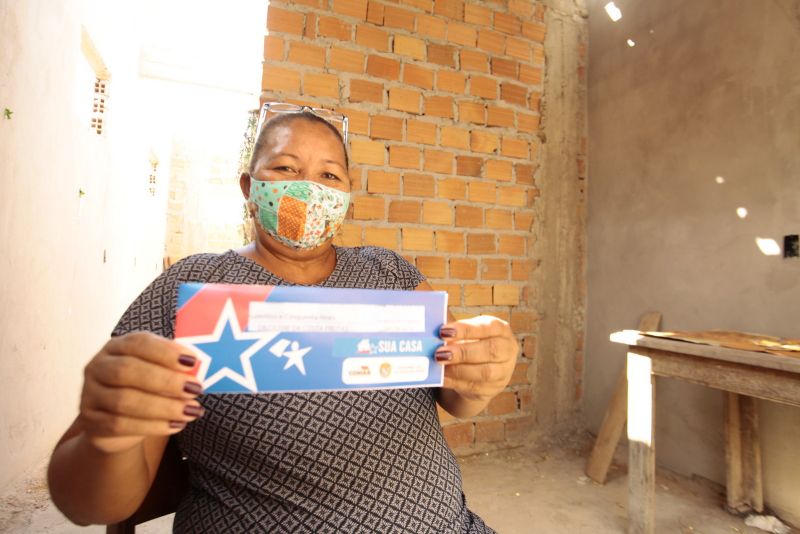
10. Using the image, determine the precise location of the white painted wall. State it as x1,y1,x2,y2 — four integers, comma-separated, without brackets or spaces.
0,0,265,491
586,0,800,524
0,0,167,489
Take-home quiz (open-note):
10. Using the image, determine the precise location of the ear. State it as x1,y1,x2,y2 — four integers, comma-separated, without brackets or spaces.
240,172,256,217
239,172,251,200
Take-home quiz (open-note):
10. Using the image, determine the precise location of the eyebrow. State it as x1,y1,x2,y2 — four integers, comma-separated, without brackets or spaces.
324,159,347,170
270,152,300,160
270,152,346,170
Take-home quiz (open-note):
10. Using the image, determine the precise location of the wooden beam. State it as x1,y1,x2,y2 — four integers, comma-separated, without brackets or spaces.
81,26,111,80
610,330,800,374
642,348,800,408
585,366,628,483
725,393,764,514
627,350,655,534
585,312,661,484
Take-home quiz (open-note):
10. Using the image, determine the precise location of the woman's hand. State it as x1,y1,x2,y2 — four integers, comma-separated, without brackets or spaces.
435,315,519,418
79,331,205,454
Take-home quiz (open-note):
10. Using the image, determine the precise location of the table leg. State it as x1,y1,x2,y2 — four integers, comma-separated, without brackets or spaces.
627,350,655,534
725,392,764,513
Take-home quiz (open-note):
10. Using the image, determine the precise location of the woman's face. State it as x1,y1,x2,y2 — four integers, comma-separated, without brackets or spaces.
249,118,350,193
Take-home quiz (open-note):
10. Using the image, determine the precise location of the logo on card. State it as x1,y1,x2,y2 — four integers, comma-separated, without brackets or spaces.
341,356,428,385
353,338,425,355
348,365,372,378
268,339,312,376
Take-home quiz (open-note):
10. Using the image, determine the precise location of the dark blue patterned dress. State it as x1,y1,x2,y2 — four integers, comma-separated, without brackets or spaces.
112,247,494,533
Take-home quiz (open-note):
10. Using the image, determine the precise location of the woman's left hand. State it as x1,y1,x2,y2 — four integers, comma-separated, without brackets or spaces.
435,315,519,416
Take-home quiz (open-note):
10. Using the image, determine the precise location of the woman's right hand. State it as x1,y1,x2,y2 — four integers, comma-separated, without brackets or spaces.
79,331,204,454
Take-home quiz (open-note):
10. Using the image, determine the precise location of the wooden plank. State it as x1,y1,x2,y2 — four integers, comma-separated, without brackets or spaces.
80,26,111,80
585,369,627,483
627,350,655,534
586,312,662,483
741,395,764,512
642,348,800,408
725,393,745,512
611,331,800,374
636,312,662,333
725,393,764,514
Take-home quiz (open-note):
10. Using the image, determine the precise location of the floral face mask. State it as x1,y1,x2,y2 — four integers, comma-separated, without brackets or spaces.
249,179,350,249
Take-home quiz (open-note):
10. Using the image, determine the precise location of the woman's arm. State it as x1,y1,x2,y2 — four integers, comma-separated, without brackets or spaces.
48,422,168,525
415,281,519,418
48,332,203,525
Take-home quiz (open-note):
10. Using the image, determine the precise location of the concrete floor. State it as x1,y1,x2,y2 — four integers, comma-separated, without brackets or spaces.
2,438,796,533
461,440,796,534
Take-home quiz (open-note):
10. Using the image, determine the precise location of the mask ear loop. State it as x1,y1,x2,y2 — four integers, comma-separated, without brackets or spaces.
246,175,260,219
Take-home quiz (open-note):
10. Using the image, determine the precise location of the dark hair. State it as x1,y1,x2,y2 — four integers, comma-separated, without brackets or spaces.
248,112,350,174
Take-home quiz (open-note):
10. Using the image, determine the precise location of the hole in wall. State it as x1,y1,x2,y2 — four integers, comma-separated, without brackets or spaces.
784,235,799,258
90,78,108,135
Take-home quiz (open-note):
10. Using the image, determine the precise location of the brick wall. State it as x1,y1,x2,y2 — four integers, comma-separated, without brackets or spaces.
261,0,547,454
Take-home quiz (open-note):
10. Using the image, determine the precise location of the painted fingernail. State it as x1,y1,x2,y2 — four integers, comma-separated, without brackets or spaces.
178,354,196,367
435,350,453,362
169,421,186,429
183,381,203,395
439,327,456,339
183,405,205,418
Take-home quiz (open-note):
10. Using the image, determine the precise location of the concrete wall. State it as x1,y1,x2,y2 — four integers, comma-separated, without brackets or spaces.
536,0,588,430
586,0,800,524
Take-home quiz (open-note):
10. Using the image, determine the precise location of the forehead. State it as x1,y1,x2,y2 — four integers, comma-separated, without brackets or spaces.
260,117,345,159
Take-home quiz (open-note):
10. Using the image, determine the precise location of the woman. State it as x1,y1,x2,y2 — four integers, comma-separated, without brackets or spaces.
48,104,519,533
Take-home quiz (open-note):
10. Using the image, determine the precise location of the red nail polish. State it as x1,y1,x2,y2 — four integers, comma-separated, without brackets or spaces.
169,421,186,429
435,350,453,362
183,381,203,395
439,327,456,339
183,405,205,418
178,354,196,367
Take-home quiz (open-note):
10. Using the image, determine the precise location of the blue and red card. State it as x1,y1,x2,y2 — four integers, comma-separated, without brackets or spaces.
174,283,447,394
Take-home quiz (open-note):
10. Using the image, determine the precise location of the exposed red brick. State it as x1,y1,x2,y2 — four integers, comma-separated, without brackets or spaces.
509,362,531,386
475,420,505,443
427,44,457,67
443,422,474,449
488,391,517,415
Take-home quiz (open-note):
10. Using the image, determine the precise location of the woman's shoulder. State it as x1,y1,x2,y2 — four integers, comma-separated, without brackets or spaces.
334,246,424,290
111,251,242,337
164,250,240,282
337,245,411,269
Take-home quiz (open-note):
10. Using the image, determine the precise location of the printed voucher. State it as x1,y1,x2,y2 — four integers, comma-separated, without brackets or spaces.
174,282,447,394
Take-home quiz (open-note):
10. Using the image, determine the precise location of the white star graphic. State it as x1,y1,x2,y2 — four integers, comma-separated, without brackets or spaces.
282,342,312,376
176,299,277,392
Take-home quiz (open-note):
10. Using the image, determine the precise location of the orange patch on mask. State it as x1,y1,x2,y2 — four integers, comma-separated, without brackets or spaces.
278,197,307,242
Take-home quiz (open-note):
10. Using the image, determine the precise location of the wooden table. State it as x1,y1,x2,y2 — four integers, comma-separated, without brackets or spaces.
610,331,800,534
